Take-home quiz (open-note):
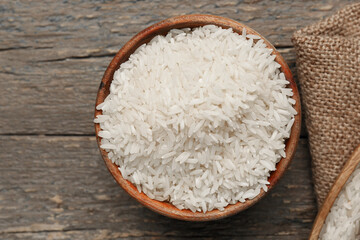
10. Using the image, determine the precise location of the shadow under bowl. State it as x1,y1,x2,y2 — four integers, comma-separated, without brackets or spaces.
94,14,301,221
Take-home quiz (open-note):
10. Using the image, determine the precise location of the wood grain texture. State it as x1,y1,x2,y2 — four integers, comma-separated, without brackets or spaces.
0,136,315,239
0,0,352,135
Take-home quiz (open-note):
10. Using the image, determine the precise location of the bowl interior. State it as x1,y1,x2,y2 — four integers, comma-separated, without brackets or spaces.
95,14,301,221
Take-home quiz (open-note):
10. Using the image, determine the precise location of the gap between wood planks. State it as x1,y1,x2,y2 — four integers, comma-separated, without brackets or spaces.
0,45,293,63
0,133,309,139
36,45,294,63
1,227,98,235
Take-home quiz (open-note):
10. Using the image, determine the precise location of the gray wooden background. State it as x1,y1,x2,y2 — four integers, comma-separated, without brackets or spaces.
0,0,355,239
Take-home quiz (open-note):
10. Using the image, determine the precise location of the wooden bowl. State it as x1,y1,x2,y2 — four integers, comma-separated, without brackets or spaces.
309,144,360,240
94,14,301,221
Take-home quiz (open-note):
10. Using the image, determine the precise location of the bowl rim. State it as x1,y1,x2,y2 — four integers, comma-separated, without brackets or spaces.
94,14,301,221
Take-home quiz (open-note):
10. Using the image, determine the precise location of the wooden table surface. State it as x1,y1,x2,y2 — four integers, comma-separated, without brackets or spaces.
0,1,355,239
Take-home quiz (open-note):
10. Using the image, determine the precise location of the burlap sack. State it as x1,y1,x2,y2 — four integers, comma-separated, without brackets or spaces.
292,3,360,207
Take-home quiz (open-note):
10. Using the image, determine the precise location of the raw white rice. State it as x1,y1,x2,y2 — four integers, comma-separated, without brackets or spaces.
319,164,360,240
95,25,296,212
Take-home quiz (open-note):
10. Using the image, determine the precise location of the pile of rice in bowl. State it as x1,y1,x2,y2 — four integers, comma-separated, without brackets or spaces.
95,25,297,213
319,163,360,240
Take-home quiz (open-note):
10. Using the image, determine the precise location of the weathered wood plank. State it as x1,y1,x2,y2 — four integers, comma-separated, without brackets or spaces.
0,46,306,135
0,0,353,135
0,0,351,51
0,136,316,239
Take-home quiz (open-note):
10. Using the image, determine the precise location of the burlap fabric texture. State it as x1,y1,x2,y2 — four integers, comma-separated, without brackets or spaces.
292,3,360,207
